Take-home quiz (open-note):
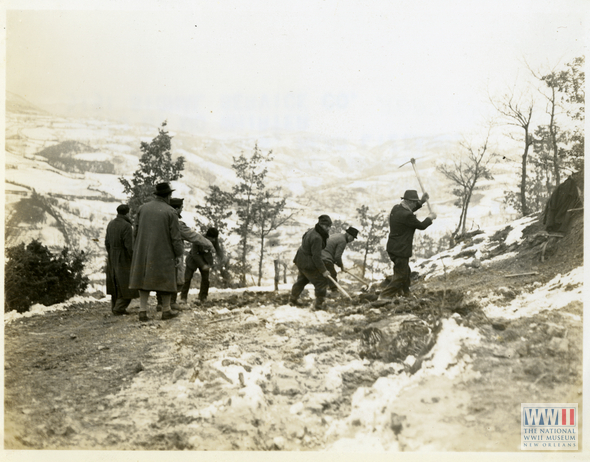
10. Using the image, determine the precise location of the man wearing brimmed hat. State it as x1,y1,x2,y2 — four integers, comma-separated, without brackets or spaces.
290,214,333,310
129,182,184,321
380,190,436,299
157,197,218,310
322,226,359,293
105,204,138,315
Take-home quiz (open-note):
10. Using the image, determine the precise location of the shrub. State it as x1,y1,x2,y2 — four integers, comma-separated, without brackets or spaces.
5,239,89,313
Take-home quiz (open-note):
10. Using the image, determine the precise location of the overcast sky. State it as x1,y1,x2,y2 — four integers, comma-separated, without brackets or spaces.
5,0,587,143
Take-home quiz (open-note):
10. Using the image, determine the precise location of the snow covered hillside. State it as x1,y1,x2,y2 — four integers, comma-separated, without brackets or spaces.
6,92,522,287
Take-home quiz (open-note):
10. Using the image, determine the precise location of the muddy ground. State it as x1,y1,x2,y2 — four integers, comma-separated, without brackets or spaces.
4,216,584,451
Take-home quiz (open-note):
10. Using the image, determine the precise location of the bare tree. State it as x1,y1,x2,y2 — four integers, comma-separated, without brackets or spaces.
490,88,534,215
437,130,496,237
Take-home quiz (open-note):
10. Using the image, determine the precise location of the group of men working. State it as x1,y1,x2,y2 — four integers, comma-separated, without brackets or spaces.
105,182,436,320
105,182,224,321
288,189,436,310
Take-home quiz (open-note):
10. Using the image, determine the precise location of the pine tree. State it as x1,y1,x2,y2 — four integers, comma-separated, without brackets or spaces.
119,121,185,217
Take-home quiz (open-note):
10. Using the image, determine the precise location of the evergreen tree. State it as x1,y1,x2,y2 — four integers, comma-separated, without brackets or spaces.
354,205,388,278
232,144,271,286
119,121,185,217
194,185,234,234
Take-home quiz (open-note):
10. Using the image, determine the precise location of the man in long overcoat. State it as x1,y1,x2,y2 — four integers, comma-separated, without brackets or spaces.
322,226,359,292
380,190,436,299
290,214,333,310
105,204,138,315
129,182,184,321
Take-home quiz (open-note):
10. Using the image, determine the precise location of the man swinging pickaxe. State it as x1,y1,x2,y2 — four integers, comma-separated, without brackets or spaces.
377,157,437,300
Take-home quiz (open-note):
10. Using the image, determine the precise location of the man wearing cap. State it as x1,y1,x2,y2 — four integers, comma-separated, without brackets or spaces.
105,204,138,315
322,226,359,293
380,190,436,299
158,198,218,309
129,182,184,321
290,214,333,310
180,227,226,306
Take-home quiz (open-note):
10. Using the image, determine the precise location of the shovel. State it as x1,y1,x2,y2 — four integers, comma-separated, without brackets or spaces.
326,275,353,301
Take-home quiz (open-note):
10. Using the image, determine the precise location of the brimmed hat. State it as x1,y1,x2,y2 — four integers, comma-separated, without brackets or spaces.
169,198,184,208
401,190,420,201
345,226,359,239
154,182,174,196
318,214,333,226
116,204,130,215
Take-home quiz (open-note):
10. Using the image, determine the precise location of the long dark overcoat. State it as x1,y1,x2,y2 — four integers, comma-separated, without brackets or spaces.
105,214,139,299
129,197,184,292
386,203,433,258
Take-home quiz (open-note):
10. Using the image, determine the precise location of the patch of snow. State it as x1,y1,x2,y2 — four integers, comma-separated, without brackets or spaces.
324,360,368,390
505,216,537,246
4,295,103,325
483,266,583,320
264,304,333,326
325,318,481,450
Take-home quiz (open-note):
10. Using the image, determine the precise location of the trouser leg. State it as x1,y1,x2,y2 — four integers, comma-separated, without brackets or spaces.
180,258,197,300
290,270,309,301
139,290,150,313
199,268,210,301
113,297,132,313
157,292,172,312
309,271,328,308
398,258,412,294
381,255,410,297
191,253,212,301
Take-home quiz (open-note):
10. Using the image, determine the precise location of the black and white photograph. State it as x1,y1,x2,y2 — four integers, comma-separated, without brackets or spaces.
3,0,587,457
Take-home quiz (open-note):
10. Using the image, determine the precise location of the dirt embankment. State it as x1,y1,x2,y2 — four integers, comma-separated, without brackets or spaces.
4,214,583,451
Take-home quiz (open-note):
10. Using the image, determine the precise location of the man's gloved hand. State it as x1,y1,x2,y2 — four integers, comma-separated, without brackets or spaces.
428,212,437,220
175,257,183,267
322,271,331,278
421,192,430,203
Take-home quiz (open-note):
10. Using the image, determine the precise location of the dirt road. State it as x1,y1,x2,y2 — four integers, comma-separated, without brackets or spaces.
4,216,584,451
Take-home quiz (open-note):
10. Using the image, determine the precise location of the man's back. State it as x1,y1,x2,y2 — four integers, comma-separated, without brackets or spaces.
387,203,432,257
321,233,347,265
129,198,183,292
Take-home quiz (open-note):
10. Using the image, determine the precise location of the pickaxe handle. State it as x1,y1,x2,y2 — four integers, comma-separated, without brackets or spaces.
342,269,370,286
326,275,352,300
410,159,433,213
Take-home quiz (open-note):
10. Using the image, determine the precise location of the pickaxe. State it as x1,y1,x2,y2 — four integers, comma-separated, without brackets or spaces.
398,157,433,213
326,275,353,301
342,269,371,290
